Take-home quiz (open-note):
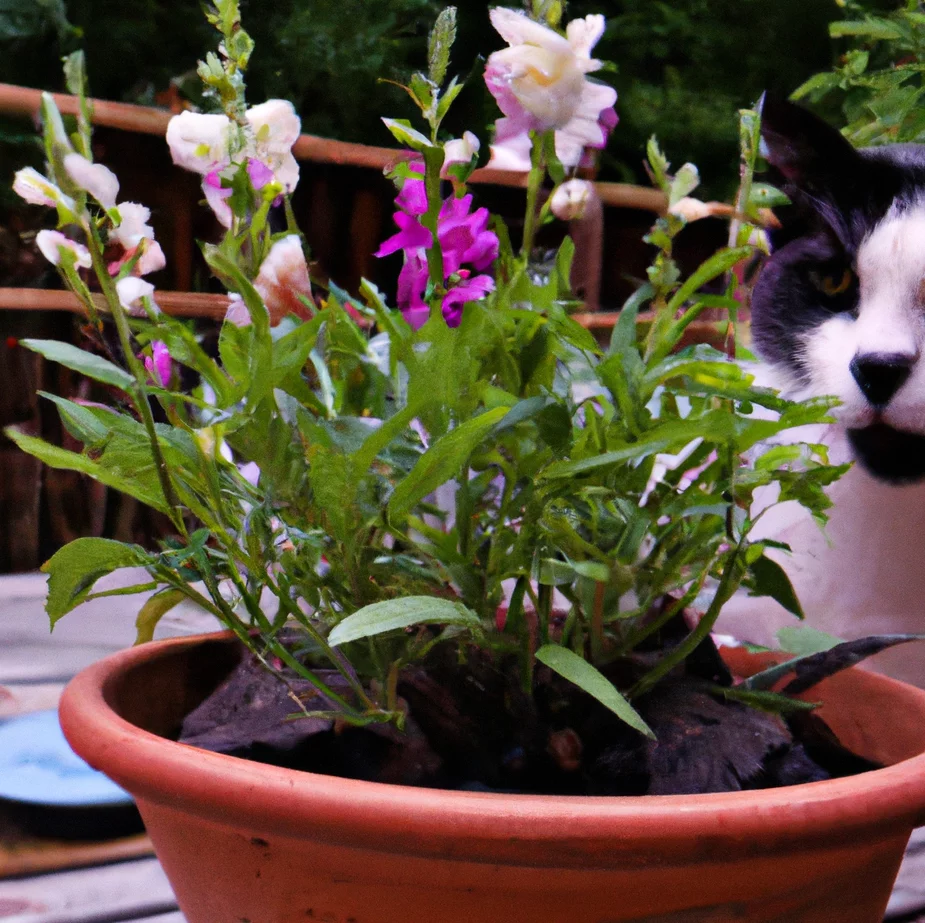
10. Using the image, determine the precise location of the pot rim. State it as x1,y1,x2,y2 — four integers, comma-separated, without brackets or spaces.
60,631,925,863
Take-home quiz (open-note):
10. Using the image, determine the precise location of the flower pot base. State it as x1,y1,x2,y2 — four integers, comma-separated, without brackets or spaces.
60,634,925,923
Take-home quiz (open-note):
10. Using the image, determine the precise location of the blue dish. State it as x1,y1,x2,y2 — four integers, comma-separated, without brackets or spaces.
0,709,134,808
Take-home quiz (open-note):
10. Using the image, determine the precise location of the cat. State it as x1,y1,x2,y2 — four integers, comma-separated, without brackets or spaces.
715,97,925,689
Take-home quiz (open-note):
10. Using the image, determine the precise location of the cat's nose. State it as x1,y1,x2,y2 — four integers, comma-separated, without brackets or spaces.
850,352,914,407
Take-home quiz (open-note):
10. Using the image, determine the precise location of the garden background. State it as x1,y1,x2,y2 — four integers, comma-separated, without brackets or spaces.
0,0,909,572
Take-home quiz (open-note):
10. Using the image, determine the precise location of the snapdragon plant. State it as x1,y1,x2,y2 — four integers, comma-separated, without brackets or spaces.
7,0,843,736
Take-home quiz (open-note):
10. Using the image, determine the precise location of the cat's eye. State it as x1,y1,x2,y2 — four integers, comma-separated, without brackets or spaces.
810,268,855,297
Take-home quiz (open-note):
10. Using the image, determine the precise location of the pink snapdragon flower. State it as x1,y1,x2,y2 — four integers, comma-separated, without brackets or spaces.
376,173,498,330
484,8,617,170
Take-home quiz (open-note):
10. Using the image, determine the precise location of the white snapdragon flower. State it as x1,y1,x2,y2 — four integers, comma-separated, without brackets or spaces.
64,153,120,210
110,203,167,276
35,230,91,268
165,112,233,175
115,276,159,316
485,8,617,170
550,178,593,221
166,101,301,226
245,100,301,193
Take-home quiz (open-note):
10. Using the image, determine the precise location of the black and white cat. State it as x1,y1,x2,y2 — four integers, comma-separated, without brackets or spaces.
716,98,925,688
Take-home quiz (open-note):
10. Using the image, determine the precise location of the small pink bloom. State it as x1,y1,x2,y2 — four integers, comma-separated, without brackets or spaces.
247,158,275,190
441,273,495,327
144,341,173,388
441,132,481,176
225,293,252,327
395,163,428,216
550,178,593,221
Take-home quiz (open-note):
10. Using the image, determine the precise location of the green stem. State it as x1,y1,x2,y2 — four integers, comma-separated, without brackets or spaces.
627,541,745,699
85,221,187,536
520,133,546,261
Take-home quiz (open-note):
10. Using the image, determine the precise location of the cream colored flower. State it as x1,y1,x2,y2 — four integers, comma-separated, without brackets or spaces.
35,230,91,268
485,8,616,170
485,8,613,133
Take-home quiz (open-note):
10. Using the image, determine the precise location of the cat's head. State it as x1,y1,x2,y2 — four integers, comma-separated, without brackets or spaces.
754,97,925,483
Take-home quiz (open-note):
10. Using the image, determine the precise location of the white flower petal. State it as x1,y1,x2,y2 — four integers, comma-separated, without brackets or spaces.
487,129,532,172
246,100,301,151
566,14,606,61
166,111,232,175
35,229,91,268
136,239,167,276
489,7,570,52
442,132,481,174
116,276,157,316
272,153,300,194
13,168,62,208
64,153,119,210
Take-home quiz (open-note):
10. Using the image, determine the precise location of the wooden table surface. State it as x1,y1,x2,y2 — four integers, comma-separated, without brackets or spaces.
0,571,922,923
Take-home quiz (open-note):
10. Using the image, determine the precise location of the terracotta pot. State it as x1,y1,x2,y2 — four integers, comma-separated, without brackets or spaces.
60,633,925,923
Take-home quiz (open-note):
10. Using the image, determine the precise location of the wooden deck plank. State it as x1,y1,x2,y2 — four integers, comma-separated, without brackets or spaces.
0,857,177,922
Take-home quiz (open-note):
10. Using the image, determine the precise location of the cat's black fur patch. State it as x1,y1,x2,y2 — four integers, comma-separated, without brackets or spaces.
752,98,925,482
753,98,925,372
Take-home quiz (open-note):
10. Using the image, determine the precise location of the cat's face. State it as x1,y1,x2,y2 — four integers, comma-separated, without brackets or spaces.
753,98,925,483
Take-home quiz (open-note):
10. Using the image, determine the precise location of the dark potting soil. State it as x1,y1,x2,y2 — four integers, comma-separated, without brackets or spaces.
176,625,881,797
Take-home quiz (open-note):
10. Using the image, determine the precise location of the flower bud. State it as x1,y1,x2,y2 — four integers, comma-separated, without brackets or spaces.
550,178,593,221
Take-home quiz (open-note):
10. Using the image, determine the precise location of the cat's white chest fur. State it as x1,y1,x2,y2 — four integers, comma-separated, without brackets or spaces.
716,391,925,688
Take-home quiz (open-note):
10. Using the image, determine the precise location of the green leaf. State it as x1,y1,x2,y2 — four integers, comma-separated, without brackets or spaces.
535,645,654,738
776,626,842,656
668,162,700,207
328,596,480,647
6,427,170,512
747,553,804,619
381,118,433,152
21,339,134,391
829,18,902,40
427,7,457,87
134,588,186,645
666,247,752,315
388,407,508,521
42,537,149,626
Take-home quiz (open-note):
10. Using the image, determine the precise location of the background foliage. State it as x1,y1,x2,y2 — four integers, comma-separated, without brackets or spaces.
0,0,903,196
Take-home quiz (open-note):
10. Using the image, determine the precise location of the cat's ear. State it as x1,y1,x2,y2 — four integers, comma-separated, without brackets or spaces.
760,96,858,191
760,96,863,243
